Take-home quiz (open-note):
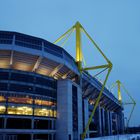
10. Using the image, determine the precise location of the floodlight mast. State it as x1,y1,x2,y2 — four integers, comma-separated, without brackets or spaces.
111,80,136,127
54,21,112,140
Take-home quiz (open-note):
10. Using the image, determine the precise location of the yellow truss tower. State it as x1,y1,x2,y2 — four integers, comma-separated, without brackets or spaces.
111,80,136,127
54,21,113,140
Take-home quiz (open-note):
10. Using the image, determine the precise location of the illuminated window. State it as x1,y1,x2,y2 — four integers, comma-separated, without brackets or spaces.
49,110,54,117
7,106,33,115
0,96,6,102
34,108,51,117
54,110,57,117
8,97,33,104
0,106,6,114
34,99,55,107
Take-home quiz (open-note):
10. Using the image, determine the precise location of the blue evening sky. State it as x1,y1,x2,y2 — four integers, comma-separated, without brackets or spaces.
0,0,140,126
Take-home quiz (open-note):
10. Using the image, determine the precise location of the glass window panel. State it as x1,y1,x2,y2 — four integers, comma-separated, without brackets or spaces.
0,40,12,44
7,106,33,115
9,84,33,93
0,32,13,39
34,99,55,106
0,96,6,102
15,34,42,46
35,87,51,96
8,97,33,104
0,106,6,114
54,110,57,117
10,73,34,83
49,110,54,117
0,72,9,80
0,83,8,90
34,108,50,117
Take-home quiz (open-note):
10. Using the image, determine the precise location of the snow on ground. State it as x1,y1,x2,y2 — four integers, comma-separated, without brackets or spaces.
85,134,140,140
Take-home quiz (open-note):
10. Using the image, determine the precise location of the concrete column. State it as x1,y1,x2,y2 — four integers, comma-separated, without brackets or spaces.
83,99,89,138
4,117,7,129
52,134,54,140
56,79,83,140
51,120,52,130
98,105,102,136
106,110,110,135
31,134,33,140
77,86,83,140
3,134,6,140
31,118,34,129
56,80,73,140
101,108,105,136
120,112,125,134
3,117,7,140
116,114,119,134
109,112,113,135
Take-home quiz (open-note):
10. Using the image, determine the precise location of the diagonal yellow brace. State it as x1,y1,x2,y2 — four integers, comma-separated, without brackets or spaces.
82,64,109,71
110,80,136,127
81,26,111,64
53,22,113,140
60,28,75,47
81,66,112,140
116,80,122,104
121,83,136,104
120,83,136,127
54,26,75,44
126,103,136,127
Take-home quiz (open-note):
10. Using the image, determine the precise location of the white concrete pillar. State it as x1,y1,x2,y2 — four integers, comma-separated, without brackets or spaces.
101,108,105,136
109,112,113,135
56,80,73,140
98,105,102,136
77,86,83,140
116,114,119,134
107,110,110,135
56,80,83,140
83,99,89,138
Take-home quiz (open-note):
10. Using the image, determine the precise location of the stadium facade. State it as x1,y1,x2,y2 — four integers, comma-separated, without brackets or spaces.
0,31,124,140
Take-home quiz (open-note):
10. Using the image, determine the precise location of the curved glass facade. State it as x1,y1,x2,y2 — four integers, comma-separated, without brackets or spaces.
0,31,76,68
0,68,57,118
0,31,124,140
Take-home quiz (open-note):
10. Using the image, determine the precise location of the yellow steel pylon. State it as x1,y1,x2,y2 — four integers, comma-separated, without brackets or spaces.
110,80,136,127
54,21,112,140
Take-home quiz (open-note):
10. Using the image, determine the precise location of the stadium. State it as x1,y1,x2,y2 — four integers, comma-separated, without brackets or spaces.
0,30,124,140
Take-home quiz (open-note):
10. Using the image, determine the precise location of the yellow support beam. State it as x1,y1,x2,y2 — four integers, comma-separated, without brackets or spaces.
111,80,136,127
54,26,75,44
54,22,112,140
60,28,75,47
116,80,122,104
75,21,82,70
81,65,112,140
120,82,136,127
82,64,109,71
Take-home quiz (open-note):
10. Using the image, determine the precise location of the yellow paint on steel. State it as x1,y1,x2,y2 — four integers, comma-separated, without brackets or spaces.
54,21,113,140
54,26,75,44
81,64,112,140
116,80,122,104
75,21,82,70
60,28,75,47
111,80,136,127
82,64,109,71
121,83,136,127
